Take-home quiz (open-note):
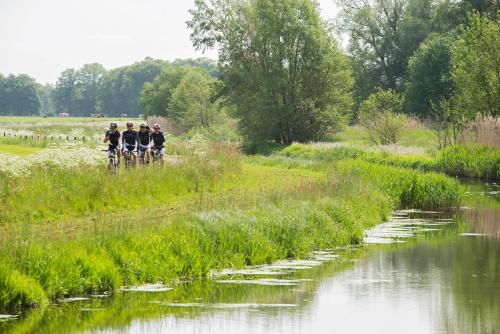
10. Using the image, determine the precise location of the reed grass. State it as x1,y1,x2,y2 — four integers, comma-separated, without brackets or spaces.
437,145,500,180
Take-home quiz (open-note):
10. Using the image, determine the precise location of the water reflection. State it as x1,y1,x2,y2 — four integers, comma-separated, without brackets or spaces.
1,183,498,334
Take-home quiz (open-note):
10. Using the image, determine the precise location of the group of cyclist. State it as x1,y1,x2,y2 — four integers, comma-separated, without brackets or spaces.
104,121,166,166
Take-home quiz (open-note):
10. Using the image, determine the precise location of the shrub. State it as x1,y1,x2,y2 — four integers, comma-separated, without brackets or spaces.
359,90,406,145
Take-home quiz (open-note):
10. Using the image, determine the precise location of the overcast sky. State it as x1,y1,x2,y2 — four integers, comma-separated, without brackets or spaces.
0,0,339,84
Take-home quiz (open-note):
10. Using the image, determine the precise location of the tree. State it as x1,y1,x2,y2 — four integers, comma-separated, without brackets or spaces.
171,68,219,128
75,63,106,116
0,74,42,116
53,68,78,115
0,74,5,115
99,58,168,117
359,90,405,144
171,58,218,78
139,66,188,119
452,13,499,118
189,0,354,144
339,0,435,95
40,84,56,116
404,33,454,118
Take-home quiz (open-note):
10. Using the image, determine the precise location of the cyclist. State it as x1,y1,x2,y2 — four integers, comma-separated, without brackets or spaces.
122,122,139,166
151,124,166,163
138,123,152,164
103,122,121,165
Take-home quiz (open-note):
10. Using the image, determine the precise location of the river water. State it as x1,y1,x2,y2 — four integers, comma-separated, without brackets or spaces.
1,182,498,334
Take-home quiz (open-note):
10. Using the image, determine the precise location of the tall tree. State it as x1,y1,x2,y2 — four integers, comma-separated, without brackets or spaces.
171,68,219,128
75,63,106,116
338,0,436,101
452,13,499,118
189,0,354,144
139,66,188,119
0,74,5,115
0,74,42,116
404,33,454,118
53,68,78,115
99,58,168,117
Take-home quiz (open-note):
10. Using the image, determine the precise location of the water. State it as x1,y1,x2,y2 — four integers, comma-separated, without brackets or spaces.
1,182,498,334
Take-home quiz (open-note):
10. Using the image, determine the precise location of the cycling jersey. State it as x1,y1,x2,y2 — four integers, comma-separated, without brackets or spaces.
151,131,165,147
122,130,138,146
105,130,121,146
138,130,152,146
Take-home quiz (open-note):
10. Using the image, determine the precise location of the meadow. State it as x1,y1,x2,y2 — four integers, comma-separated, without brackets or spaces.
0,116,481,312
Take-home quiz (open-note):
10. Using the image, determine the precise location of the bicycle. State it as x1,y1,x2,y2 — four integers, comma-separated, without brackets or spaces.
152,145,164,167
122,145,136,169
103,146,119,173
138,144,150,165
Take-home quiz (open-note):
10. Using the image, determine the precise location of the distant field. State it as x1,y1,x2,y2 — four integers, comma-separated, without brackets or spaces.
0,143,42,156
0,116,141,124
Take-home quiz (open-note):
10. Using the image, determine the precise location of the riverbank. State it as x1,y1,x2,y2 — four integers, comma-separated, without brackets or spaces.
275,143,500,181
0,143,463,312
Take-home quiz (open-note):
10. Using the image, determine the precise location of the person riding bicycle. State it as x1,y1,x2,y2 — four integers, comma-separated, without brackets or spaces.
104,122,121,165
122,122,139,166
138,123,152,164
151,124,165,163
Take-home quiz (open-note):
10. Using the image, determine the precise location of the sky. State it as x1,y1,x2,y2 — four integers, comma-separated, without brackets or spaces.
0,0,340,84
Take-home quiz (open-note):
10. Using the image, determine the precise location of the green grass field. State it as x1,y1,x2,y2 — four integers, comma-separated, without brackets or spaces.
0,143,42,156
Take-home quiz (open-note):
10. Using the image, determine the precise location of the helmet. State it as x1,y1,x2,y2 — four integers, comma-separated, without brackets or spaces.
154,124,161,129
126,122,133,127
110,122,117,129
140,123,146,128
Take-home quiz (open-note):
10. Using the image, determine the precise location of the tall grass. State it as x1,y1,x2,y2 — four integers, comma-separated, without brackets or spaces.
279,143,499,180
0,171,391,312
336,160,463,209
280,143,438,171
436,145,500,180
0,142,241,225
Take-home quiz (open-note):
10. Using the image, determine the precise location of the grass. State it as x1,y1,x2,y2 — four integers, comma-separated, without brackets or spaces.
278,142,500,181
0,116,141,124
0,144,43,156
0,163,391,311
330,124,438,149
437,145,500,180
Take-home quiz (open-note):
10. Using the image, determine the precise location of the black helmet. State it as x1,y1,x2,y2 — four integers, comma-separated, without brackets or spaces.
140,123,146,128
110,122,117,129
126,122,133,127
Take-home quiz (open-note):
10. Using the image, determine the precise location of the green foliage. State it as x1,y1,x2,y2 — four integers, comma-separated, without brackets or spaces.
0,74,42,116
452,13,499,118
279,143,438,171
405,34,454,118
359,90,406,144
140,66,187,119
336,160,463,209
0,264,48,311
53,68,79,115
171,68,220,128
339,0,436,97
189,0,354,144
437,145,500,179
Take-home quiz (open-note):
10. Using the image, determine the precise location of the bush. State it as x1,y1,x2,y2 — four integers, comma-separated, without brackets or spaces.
359,91,406,145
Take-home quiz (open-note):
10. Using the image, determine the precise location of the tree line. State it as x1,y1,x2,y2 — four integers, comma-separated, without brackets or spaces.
1,0,497,146
0,57,217,118
180,0,498,144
